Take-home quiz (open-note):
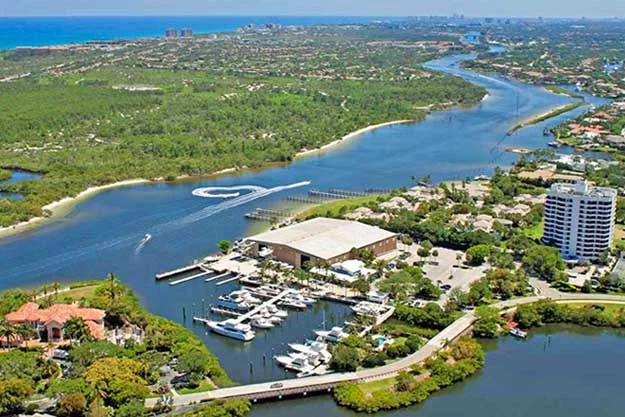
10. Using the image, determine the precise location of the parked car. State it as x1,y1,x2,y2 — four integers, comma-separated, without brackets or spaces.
52,349,69,360
270,383,284,389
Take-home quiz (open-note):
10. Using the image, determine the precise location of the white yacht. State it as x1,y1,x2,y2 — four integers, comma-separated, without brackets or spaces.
314,326,349,343
289,340,331,363
274,354,315,373
279,299,307,309
253,311,283,324
230,290,262,305
285,293,315,306
250,317,275,329
207,320,255,341
216,295,252,311
264,304,288,318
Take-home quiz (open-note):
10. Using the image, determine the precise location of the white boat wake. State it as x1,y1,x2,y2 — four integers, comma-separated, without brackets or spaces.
153,181,311,233
192,185,266,199
135,233,152,254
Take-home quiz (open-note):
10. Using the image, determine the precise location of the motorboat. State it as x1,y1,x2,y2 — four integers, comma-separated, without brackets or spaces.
229,289,262,305
264,304,288,318
279,299,307,309
289,340,331,363
252,312,282,325
285,356,316,373
509,327,528,339
207,320,255,341
216,295,252,311
314,326,349,343
251,318,275,329
285,293,315,306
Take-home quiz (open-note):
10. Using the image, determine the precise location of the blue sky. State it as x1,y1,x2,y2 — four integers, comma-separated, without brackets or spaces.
0,0,622,18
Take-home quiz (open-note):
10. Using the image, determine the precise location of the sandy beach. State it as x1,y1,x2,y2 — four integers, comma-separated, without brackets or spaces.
295,120,413,159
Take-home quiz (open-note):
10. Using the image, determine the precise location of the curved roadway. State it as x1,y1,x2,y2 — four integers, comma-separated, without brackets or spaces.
147,292,625,407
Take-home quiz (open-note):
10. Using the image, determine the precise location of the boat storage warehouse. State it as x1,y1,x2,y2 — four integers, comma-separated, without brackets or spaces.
247,217,397,268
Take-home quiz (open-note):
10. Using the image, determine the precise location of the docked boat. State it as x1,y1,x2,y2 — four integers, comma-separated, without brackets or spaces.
207,320,255,341
216,295,252,311
289,340,332,363
252,312,282,325
251,318,275,329
279,299,307,309
509,327,527,339
547,141,560,148
314,326,349,343
285,293,316,306
230,289,262,304
264,304,288,318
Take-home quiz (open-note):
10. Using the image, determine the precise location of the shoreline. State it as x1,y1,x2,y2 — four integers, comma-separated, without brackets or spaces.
508,101,587,134
0,168,237,239
0,120,417,240
0,119,413,240
295,120,414,159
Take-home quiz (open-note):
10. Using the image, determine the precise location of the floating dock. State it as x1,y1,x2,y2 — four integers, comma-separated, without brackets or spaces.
169,270,213,286
156,264,200,280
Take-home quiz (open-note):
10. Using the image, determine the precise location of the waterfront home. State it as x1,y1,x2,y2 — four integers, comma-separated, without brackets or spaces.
6,302,105,342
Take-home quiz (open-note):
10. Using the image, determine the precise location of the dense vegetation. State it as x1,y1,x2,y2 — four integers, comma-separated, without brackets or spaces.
0,24,486,227
0,278,231,416
333,337,483,413
515,300,625,329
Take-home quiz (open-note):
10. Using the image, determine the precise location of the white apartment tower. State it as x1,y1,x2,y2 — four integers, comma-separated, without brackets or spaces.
543,179,616,261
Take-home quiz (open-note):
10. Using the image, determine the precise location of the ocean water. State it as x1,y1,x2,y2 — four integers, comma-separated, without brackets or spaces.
0,16,389,50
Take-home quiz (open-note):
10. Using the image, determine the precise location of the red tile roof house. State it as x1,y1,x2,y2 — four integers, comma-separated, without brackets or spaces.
6,303,106,342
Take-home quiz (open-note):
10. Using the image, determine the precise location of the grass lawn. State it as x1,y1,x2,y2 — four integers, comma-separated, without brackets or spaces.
177,379,214,394
613,224,625,250
522,221,544,240
359,378,396,395
296,194,389,220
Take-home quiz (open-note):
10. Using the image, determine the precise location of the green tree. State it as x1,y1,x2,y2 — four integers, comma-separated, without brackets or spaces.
394,370,414,392
329,345,360,372
466,244,491,266
0,378,33,415
217,240,231,254
473,305,500,338
522,245,566,282
57,392,88,417
64,316,93,344
177,349,211,376
115,401,145,417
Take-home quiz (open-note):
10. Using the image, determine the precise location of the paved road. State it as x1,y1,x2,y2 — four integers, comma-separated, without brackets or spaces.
147,292,625,408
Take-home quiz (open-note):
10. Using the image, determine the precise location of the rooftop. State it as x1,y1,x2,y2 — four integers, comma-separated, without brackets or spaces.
549,180,616,199
248,217,396,260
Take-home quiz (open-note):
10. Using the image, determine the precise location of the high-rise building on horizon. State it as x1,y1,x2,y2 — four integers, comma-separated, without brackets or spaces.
181,28,193,37
165,28,178,38
543,179,616,261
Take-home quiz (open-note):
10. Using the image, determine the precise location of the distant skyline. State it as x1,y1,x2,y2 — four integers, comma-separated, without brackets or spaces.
1,0,623,18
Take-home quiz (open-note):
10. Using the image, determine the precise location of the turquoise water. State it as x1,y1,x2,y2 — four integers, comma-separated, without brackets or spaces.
0,16,390,49
250,326,625,417
0,53,608,382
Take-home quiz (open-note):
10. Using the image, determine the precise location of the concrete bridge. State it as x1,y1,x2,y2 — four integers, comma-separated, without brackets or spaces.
146,292,625,408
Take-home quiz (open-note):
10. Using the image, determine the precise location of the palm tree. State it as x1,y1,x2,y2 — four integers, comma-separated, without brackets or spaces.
104,273,120,306
52,282,61,300
15,324,36,345
64,316,92,344
0,320,16,347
